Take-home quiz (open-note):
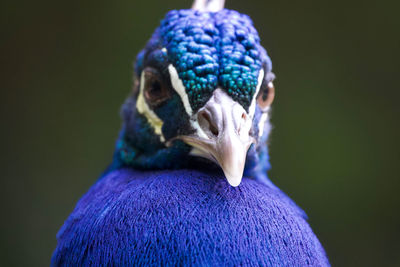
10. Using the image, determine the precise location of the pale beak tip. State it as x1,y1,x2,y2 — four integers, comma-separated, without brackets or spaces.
225,173,243,187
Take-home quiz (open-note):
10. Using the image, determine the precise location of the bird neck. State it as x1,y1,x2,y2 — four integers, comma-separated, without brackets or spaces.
107,129,189,170
104,126,272,186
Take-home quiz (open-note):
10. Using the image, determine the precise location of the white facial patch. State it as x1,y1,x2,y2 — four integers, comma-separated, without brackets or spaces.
258,111,269,138
248,69,264,118
247,69,272,138
168,64,209,140
136,71,165,142
168,64,193,117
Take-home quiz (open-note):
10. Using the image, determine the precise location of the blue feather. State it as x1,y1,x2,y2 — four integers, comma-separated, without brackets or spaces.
52,169,328,266
52,7,329,266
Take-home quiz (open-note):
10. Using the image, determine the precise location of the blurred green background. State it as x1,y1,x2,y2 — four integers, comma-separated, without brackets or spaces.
1,0,399,266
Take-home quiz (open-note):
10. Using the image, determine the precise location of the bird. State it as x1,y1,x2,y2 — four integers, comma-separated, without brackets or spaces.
51,0,330,266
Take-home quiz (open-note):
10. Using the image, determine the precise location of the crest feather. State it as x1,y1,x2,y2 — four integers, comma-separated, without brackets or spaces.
192,0,225,12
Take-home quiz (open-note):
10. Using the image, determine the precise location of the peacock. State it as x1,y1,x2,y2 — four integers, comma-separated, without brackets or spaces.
52,0,330,266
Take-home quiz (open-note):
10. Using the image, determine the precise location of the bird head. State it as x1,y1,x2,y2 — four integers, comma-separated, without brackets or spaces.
114,0,275,187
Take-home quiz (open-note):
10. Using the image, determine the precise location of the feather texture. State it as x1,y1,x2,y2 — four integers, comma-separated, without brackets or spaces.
52,169,329,266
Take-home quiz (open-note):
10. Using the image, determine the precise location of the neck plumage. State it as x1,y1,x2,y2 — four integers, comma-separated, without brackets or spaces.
105,124,272,187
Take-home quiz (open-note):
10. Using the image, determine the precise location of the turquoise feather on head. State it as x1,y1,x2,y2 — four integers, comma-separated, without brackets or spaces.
114,3,276,187
136,9,272,112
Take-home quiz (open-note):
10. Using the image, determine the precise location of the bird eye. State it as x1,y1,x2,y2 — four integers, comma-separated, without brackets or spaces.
257,78,275,111
143,68,170,106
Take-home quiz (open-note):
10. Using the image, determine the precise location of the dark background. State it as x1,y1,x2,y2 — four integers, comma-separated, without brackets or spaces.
1,0,399,266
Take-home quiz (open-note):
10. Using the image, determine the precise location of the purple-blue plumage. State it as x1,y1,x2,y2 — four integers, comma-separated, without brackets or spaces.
52,3,330,265
52,169,329,266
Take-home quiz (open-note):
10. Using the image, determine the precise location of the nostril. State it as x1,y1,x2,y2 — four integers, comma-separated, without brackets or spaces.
200,111,219,137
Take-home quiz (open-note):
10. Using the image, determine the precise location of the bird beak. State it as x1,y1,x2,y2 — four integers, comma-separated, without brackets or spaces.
177,89,255,187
